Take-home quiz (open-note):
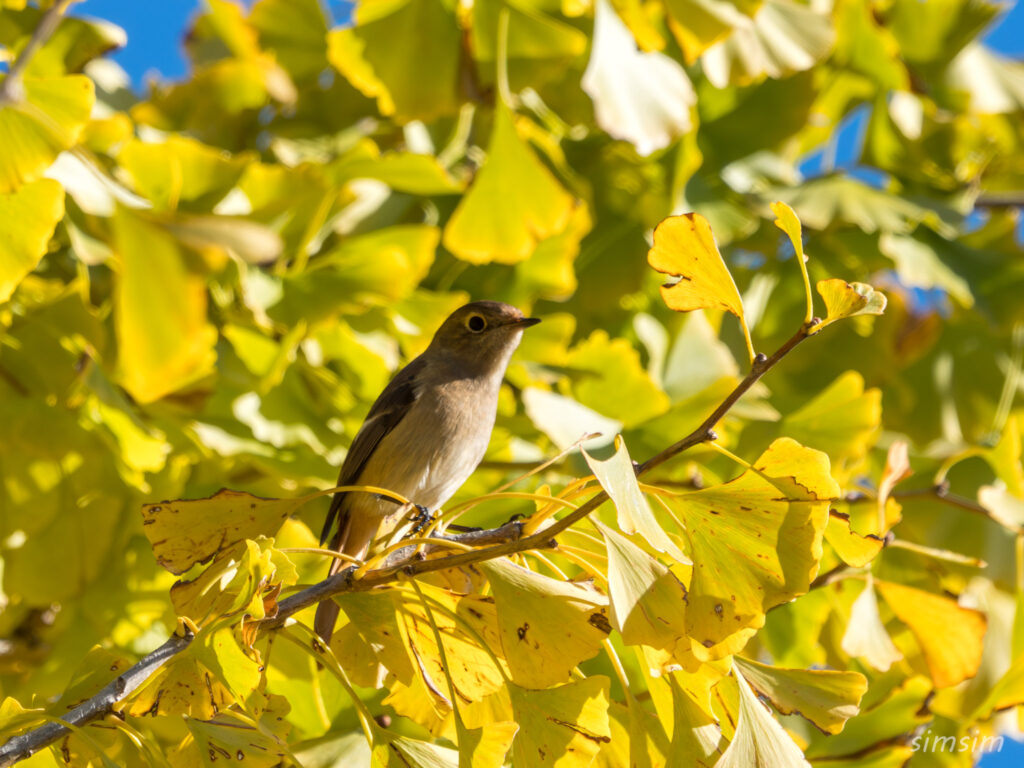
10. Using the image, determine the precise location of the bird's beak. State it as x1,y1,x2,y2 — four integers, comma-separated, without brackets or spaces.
510,317,541,329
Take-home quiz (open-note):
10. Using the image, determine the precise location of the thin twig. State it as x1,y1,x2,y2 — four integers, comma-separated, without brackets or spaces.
0,0,74,104
0,320,820,765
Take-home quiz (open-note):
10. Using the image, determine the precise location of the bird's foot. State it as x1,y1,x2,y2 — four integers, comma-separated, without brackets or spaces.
409,504,435,534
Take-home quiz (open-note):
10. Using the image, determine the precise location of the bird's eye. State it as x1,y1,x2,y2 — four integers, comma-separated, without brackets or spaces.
465,314,487,333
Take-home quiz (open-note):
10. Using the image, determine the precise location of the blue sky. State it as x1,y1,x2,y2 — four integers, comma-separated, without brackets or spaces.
61,1,1024,765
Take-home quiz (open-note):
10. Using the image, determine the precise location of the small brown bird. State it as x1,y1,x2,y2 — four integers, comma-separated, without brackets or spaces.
314,301,540,641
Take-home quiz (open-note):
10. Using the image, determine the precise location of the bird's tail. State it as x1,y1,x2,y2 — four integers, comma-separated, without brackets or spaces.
314,504,377,643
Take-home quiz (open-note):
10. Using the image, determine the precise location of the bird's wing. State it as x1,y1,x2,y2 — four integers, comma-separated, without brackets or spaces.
319,355,427,545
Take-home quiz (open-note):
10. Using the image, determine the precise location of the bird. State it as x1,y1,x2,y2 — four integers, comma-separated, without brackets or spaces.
313,301,540,641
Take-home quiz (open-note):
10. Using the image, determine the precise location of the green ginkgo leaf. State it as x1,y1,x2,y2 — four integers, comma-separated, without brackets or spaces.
327,0,462,123
443,105,575,265
668,438,838,654
781,370,881,466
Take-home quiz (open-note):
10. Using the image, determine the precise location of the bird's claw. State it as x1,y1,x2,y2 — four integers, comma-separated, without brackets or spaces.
409,504,435,534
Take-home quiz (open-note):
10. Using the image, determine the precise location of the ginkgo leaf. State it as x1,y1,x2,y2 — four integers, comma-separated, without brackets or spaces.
567,331,671,427
978,484,1024,532
0,177,64,302
169,537,295,628
840,577,903,672
667,678,722,767
113,207,218,403
123,629,259,718
508,677,612,768
647,213,745,319
717,664,811,768
663,0,760,64
876,580,987,688
397,583,507,703
802,675,932,759
771,200,805,263
597,521,690,661
457,720,519,768
733,657,867,735
522,387,621,451
118,135,252,210
824,512,885,567
877,440,913,509
585,438,687,562
668,438,838,652
582,0,695,156
141,489,305,574
332,588,416,686
0,74,94,193
374,732,461,768
327,0,462,123
781,371,881,466
480,558,611,688
161,213,283,265
185,704,293,768
700,0,835,88
443,105,575,264
814,279,887,332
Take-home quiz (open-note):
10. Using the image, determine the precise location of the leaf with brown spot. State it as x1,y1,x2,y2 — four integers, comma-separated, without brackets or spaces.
508,677,611,768
141,489,306,574
665,438,838,655
481,558,610,689
733,657,867,735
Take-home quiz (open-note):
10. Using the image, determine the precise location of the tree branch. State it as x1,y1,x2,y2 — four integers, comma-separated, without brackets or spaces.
0,0,74,104
0,320,819,766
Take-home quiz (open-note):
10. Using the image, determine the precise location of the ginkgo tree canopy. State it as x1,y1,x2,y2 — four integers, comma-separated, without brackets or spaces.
0,0,1023,767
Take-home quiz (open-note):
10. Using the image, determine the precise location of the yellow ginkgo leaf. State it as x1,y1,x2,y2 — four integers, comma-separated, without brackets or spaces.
815,278,887,332
169,537,295,629
443,105,575,265
733,657,867,735
0,177,64,302
140,489,304,574
397,583,507,703
647,213,745,318
122,627,261,718
480,558,610,689
597,521,690,662
717,664,811,768
824,512,885,567
0,75,95,193
876,580,986,688
113,207,218,403
585,438,687,563
647,212,753,360
508,677,611,768
457,720,519,768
